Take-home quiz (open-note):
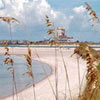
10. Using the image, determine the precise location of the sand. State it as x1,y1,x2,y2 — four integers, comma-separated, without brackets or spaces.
0,47,87,100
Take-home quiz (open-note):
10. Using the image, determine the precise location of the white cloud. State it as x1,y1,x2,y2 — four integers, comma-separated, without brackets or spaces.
0,0,4,9
73,6,86,14
69,16,74,19
0,0,71,31
40,0,50,9
0,0,75,42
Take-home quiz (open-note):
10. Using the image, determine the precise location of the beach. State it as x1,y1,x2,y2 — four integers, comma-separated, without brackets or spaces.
0,47,87,100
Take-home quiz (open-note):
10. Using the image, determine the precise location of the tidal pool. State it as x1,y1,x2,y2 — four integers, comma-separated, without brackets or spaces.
0,55,51,98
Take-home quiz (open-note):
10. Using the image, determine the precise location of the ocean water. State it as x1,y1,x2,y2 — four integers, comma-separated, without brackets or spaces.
0,45,100,48
0,55,51,98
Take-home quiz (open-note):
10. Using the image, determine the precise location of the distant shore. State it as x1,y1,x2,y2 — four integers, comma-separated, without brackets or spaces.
0,40,100,46
1,44,100,48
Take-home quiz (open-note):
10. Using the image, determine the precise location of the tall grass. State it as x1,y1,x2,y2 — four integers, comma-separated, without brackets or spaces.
1,17,20,100
55,44,59,100
9,21,18,100
72,43,100,100
34,49,56,98
24,46,36,100
45,15,59,100
3,46,18,100
75,41,81,100
59,47,72,100
85,2,99,25
76,55,81,100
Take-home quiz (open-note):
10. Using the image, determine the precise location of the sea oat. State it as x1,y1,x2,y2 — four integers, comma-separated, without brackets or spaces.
72,43,99,100
85,2,92,11
0,17,20,25
48,29,55,35
0,16,20,100
45,15,59,100
24,46,36,100
45,15,53,27
85,2,99,23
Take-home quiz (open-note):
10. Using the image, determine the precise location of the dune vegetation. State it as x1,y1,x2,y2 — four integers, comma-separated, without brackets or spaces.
71,43,100,100
0,2,100,100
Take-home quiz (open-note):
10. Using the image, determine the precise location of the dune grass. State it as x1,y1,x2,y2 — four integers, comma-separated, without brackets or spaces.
81,63,100,100
80,70,100,100
72,43,100,100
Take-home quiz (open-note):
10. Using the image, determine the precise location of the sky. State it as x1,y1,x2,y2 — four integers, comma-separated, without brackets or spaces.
0,0,100,42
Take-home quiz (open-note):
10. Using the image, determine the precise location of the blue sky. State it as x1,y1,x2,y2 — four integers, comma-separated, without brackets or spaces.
0,0,100,42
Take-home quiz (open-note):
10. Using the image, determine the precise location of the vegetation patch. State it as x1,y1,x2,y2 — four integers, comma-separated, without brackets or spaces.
73,43,100,100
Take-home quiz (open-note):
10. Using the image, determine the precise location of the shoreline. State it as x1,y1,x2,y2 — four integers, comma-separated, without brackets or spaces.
0,51,53,99
1,60,53,99
0,47,87,100
1,44,100,47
